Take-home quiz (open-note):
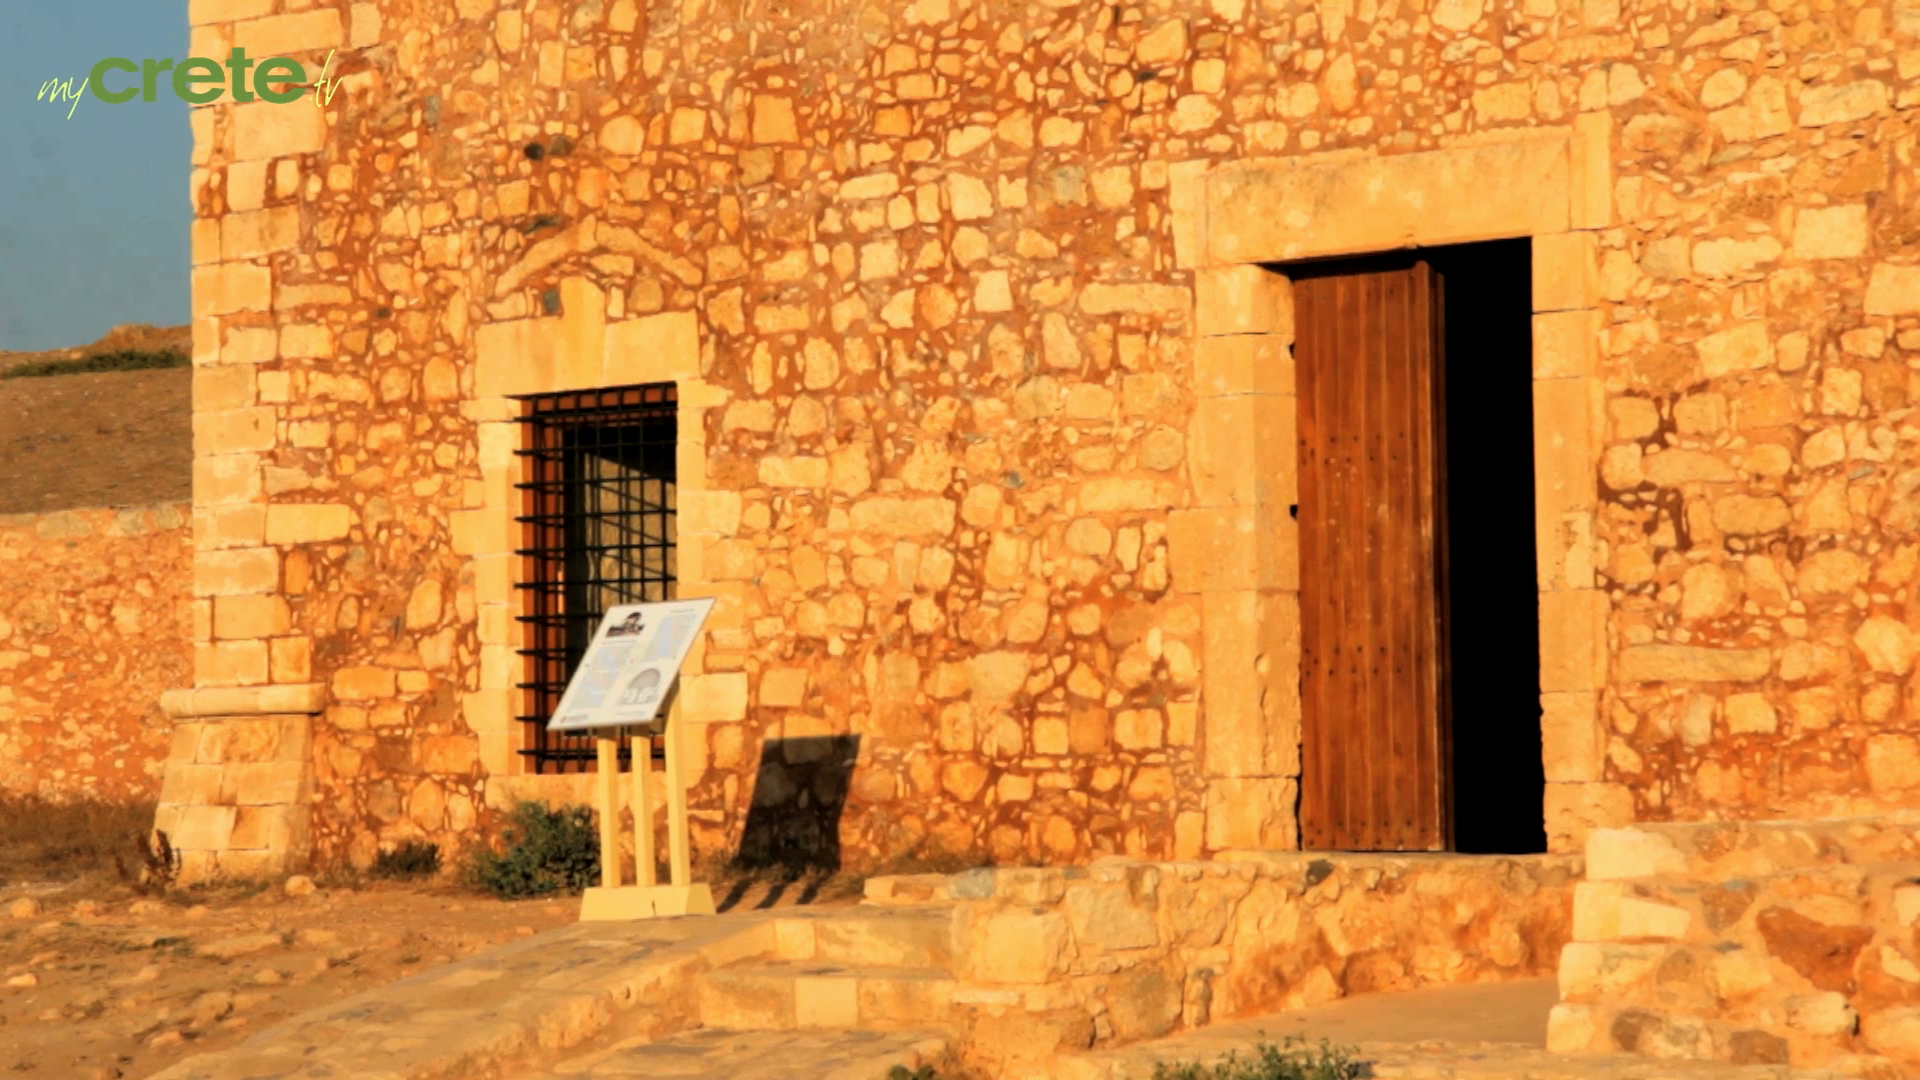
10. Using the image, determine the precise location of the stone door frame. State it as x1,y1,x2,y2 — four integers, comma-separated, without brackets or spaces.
1177,117,1617,855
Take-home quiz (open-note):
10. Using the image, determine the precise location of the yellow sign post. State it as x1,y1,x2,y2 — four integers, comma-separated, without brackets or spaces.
550,600,717,922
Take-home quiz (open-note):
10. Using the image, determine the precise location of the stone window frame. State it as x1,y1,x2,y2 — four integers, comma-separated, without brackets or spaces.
1174,117,1618,855
463,277,734,809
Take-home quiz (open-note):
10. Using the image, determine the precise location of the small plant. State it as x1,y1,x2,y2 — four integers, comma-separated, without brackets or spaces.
888,1066,937,1080
372,840,442,880
465,801,599,900
1,346,189,379
1150,1037,1367,1080
113,829,181,895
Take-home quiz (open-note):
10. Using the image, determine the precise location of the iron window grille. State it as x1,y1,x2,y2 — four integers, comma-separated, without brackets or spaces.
513,383,678,773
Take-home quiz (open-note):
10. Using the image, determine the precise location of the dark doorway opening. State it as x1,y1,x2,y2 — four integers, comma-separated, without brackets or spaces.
1425,239,1545,856
1287,238,1544,856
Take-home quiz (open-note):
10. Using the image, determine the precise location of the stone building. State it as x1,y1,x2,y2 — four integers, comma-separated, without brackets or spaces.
158,0,1920,1007
145,0,1920,1067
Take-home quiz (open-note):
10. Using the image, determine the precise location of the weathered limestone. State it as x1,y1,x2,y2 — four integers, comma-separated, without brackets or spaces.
1552,817,1920,1071
153,684,325,883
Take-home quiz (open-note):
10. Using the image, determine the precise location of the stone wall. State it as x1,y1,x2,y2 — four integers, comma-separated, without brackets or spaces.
0,504,192,801
931,853,1578,1075
179,0,1920,872
1550,817,1920,1073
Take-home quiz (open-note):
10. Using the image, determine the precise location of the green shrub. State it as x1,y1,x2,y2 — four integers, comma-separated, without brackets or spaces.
887,1067,937,1080
1150,1037,1366,1080
372,840,442,880
466,801,599,899
2,347,189,379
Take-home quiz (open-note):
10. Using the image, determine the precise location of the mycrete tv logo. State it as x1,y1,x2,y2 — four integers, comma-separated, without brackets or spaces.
37,48,340,119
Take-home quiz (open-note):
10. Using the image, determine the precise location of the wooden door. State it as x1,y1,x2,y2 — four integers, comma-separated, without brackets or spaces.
1294,258,1452,852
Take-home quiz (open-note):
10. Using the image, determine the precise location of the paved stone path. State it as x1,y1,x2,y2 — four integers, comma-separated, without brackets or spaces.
144,910,784,1080
518,1027,948,1079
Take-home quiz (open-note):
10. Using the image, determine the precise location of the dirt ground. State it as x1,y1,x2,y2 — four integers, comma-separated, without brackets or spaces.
0,324,190,515
0,876,580,1080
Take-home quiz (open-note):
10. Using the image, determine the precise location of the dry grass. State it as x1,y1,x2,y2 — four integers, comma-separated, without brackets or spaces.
0,794,157,890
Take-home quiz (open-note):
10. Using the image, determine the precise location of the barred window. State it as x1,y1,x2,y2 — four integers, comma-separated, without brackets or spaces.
513,384,677,773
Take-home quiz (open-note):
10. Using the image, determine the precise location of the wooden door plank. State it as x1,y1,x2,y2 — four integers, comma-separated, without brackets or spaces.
1297,275,1327,851
1408,263,1442,851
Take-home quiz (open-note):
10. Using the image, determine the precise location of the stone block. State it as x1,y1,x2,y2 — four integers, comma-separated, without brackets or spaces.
1584,827,1687,882
213,594,290,640
474,318,557,398
1195,265,1292,337
1569,111,1614,230
1572,881,1691,942
220,761,306,806
1545,782,1634,854
1538,590,1608,692
171,805,238,852
1062,883,1159,951
193,365,256,412
760,667,808,708
1207,137,1571,264
1532,231,1600,313
195,504,267,549
231,99,329,162
1189,395,1294,509
194,407,275,456
271,636,312,684
1615,645,1772,683
194,454,263,506
158,762,223,807
197,640,269,686
230,10,344,58
264,504,352,545
1201,590,1300,779
1533,379,1600,585
1533,310,1603,378
220,206,301,261
955,908,1071,984
1545,1003,1602,1053
1169,160,1209,269
1193,334,1294,398
1557,941,1665,1001
192,263,272,317
332,666,395,702
682,672,748,723
1866,263,1920,316
1541,691,1602,782
160,684,326,718
1167,504,1294,593
1204,776,1298,850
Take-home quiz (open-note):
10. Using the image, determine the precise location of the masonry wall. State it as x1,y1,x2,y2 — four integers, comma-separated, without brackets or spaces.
0,505,192,801
180,0,1920,872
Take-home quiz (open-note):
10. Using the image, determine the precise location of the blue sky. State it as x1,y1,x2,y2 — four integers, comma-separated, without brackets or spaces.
0,3,190,351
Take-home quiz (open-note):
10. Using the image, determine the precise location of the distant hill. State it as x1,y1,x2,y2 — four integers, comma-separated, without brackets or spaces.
0,325,191,515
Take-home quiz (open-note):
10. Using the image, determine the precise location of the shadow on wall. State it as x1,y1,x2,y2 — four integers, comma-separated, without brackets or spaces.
722,734,859,910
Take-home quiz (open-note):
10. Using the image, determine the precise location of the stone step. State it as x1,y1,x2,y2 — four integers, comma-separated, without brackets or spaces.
698,961,957,1032
860,873,952,907
520,1026,949,1080
1041,1034,1883,1080
1587,818,1920,884
1556,936,1917,1033
1547,999,1894,1073
1570,862,1920,948
772,905,954,969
